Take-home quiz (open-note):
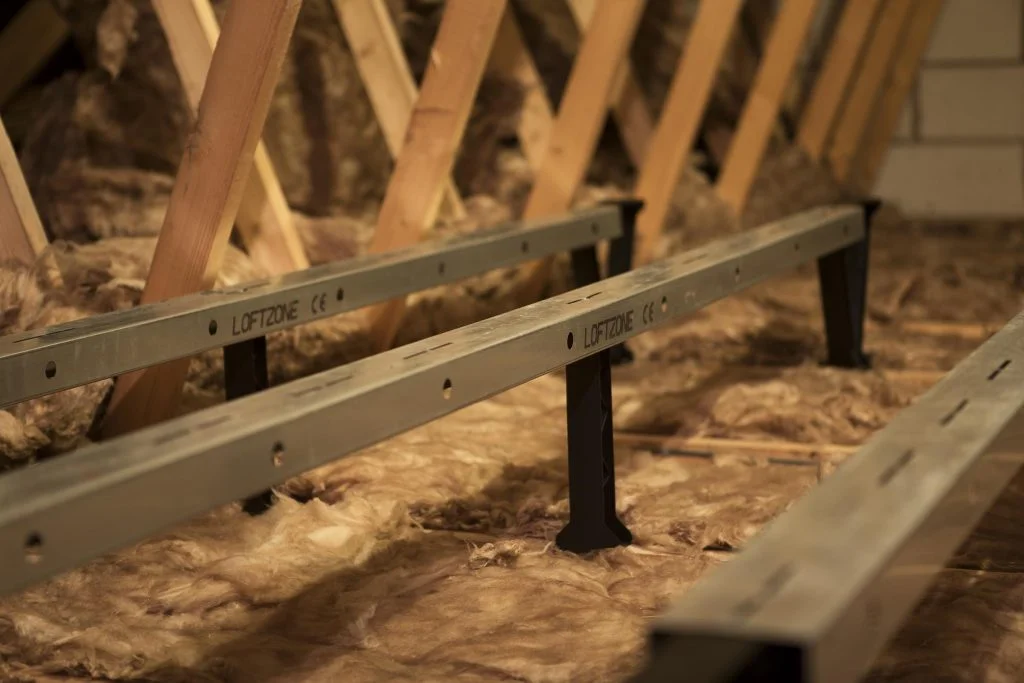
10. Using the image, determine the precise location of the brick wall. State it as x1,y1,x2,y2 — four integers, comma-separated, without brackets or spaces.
872,0,1024,219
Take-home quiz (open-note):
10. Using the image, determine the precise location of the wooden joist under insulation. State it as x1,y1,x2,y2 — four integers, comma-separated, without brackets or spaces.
103,0,304,437
152,0,310,275
617,432,858,459
898,320,1000,342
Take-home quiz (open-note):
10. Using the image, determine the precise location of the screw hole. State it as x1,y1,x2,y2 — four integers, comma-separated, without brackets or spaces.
988,359,1011,380
939,399,969,427
521,240,529,253
734,266,741,276
794,242,800,251
44,361,56,379
442,378,453,399
271,442,285,467
336,287,344,302
661,296,668,313
208,320,218,335
438,262,446,276
24,532,43,564
567,332,574,350
878,449,915,486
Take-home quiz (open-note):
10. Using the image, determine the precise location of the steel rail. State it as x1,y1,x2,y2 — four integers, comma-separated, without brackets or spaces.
0,206,624,408
638,311,1024,683
0,205,864,597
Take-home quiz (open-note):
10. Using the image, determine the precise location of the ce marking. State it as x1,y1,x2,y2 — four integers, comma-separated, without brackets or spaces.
641,301,657,324
311,292,327,315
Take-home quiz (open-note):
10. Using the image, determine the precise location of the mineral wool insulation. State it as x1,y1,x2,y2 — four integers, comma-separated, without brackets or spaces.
1,0,1023,681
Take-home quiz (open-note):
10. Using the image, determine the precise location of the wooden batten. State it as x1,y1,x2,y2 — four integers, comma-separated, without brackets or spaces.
513,0,646,305
851,0,945,194
633,0,744,265
826,0,915,184
332,0,466,220
486,9,555,169
364,0,508,351
796,0,884,161
564,0,653,167
715,0,822,215
0,117,49,267
898,319,1000,342
617,432,858,458
152,0,309,275
103,0,304,437
0,0,69,107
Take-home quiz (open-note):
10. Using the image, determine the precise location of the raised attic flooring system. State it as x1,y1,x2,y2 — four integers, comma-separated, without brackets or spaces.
0,0,1022,680
0,211,1021,682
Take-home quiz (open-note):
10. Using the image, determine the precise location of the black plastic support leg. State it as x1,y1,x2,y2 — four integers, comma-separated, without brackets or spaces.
604,198,643,279
556,349,632,553
224,337,269,400
817,199,880,369
602,198,644,366
570,245,603,289
223,337,277,515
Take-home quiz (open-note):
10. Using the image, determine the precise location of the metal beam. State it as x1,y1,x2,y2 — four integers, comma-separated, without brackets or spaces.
0,206,622,408
0,205,863,597
640,311,1024,683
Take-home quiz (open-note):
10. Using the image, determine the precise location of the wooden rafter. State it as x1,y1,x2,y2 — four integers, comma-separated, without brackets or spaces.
490,0,654,169
516,0,648,303
633,0,744,265
522,0,648,220
0,116,48,266
564,0,653,167
152,0,309,275
364,0,508,351
715,0,822,215
337,1,554,191
103,0,304,437
332,0,466,220
702,1,785,172
0,0,69,107
796,0,884,161
826,0,915,184
851,0,945,194
486,9,555,169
